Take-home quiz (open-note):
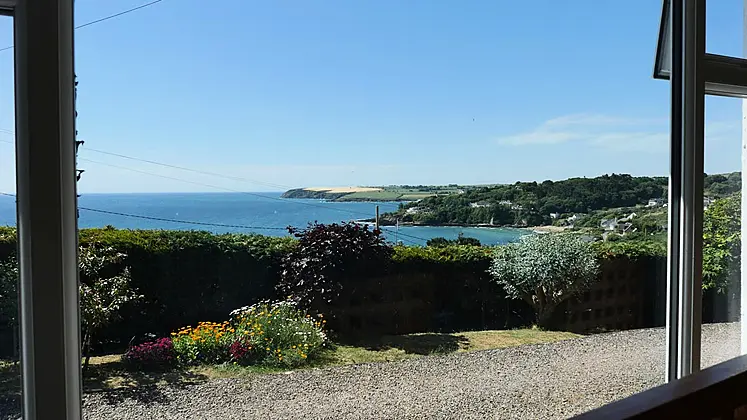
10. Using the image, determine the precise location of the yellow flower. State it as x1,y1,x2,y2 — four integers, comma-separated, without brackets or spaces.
266,347,270,351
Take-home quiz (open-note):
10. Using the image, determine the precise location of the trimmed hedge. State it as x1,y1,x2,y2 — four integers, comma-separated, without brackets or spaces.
0,227,295,348
0,227,667,349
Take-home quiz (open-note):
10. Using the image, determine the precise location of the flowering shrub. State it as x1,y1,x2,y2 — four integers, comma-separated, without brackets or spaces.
123,338,175,368
229,300,327,367
171,321,235,365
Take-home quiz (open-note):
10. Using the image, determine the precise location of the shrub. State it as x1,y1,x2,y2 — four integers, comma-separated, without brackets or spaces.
489,233,599,327
171,321,235,365
79,245,142,367
277,222,392,310
703,193,741,293
228,300,326,367
0,256,18,329
123,338,175,369
426,234,481,247
0,227,296,346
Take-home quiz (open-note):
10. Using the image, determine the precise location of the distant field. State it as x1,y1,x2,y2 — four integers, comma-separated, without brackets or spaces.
282,186,465,201
305,187,383,193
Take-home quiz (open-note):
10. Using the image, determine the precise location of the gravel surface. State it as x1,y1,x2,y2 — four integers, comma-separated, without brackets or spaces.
1,323,741,420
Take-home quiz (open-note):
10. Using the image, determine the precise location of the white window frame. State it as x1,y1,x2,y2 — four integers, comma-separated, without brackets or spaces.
3,0,747,418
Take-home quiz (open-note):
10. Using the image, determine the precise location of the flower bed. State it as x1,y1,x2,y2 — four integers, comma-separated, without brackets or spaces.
122,337,175,368
228,300,327,367
121,299,327,370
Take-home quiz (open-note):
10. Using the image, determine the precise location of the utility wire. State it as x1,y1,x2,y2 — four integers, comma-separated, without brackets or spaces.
0,192,288,231
78,207,289,231
81,147,292,190
1,191,429,243
381,226,429,243
0,0,167,53
0,139,381,218
77,157,374,217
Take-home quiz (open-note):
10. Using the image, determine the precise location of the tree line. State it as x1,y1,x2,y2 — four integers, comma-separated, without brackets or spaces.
385,172,740,227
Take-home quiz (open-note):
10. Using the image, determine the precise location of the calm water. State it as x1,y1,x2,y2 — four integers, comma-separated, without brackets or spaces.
0,192,526,246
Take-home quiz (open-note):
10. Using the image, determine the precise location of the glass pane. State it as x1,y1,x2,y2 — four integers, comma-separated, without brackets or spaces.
0,13,20,418
701,95,742,366
706,0,743,57
0,2,681,418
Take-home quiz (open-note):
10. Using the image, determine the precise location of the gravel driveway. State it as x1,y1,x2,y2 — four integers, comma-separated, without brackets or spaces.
1,323,741,420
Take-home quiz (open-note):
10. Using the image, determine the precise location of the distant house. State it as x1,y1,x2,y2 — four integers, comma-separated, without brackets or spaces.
619,222,634,234
600,219,618,231
498,200,523,210
549,213,560,219
704,197,715,210
647,198,666,208
619,213,637,222
405,207,422,215
469,201,492,208
567,214,579,222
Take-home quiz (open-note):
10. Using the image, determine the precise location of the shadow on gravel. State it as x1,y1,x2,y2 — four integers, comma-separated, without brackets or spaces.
347,333,469,355
95,385,171,406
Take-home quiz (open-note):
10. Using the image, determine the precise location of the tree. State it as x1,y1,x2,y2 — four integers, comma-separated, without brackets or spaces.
426,237,451,247
277,222,393,310
79,245,142,368
426,234,481,247
703,193,741,293
489,233,599,327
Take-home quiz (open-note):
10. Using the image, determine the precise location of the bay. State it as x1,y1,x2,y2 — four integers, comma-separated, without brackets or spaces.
0,192,526,246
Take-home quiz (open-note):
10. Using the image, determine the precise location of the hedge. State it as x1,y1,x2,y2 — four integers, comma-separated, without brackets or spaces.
0,227,295,347
0,227,665,349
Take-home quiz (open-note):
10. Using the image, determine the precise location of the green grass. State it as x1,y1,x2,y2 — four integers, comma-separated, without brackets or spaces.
0,329,580,393
334,186,464,202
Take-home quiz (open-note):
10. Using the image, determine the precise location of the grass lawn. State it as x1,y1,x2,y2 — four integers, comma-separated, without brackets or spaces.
0,329,579,395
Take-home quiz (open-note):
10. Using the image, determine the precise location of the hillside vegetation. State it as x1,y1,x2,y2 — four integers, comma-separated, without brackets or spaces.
381,172,740,227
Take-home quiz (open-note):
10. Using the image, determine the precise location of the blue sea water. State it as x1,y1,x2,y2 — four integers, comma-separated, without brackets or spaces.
0,192,526,246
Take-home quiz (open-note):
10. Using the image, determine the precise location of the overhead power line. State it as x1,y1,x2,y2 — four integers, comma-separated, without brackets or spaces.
82,147,292,190
78,207,289,231
0,192,288,231
77,157,374,218
0,139,377,219
0,0,167,53
1,191,428,243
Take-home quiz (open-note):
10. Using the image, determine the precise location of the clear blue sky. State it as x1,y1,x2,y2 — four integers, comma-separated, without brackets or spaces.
0,0,744,193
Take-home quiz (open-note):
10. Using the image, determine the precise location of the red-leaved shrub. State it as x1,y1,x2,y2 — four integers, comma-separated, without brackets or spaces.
123,337,175,368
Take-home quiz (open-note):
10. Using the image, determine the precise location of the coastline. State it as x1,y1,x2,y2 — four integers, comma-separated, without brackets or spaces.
522,225,567,234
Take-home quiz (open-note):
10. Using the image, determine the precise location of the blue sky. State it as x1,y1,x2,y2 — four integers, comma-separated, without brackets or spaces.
0,0,744,193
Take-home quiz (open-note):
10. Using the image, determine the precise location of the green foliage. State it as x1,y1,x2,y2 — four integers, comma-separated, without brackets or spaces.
78,245,142,362
593,239,667,260
426,234,481,247
0,227,296,345
387,174,668,226
276,222,393,309
489,233,600,326
0,256,17,328
704,172,741,197
392,244,492,267
384,172,740,227
703,193,741,293
169,300,327,368
228,300,327,367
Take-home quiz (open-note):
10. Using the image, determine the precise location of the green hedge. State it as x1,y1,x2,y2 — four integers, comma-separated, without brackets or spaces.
0,227,295,346
0,227,667,347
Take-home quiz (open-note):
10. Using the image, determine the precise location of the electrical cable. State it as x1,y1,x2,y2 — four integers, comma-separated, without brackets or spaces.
0,192,289,231
0,0,167,53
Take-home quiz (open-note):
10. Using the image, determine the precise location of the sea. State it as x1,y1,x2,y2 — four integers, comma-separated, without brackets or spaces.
0,192,527,246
